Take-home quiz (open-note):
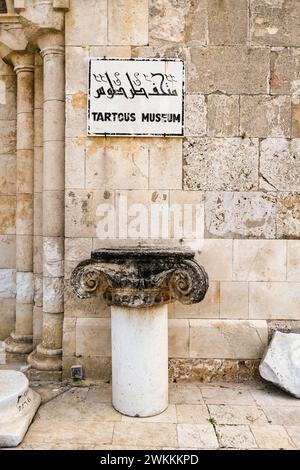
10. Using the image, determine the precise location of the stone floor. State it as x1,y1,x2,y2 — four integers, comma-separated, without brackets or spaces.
5,380,300,450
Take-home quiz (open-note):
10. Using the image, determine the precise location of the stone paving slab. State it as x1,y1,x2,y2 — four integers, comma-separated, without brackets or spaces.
5,382,299,450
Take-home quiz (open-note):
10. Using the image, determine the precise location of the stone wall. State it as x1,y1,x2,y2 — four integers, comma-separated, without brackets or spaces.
0,57,16,340
0,0,299,381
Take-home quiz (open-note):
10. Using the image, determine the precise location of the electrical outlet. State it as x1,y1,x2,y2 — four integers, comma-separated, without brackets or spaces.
70,365,83,380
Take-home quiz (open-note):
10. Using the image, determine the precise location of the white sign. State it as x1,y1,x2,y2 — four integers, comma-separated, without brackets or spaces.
88,58,184,137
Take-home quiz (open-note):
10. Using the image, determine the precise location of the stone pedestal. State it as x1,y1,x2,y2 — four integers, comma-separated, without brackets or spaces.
0,371,40,448
112,305,168,417
71,247,208,417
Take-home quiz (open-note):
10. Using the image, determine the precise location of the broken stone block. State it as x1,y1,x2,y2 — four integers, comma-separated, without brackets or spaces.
259,331,300,398
0,370,41,447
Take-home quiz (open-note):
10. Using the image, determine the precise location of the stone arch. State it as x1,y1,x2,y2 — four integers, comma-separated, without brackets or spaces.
0,1,14,14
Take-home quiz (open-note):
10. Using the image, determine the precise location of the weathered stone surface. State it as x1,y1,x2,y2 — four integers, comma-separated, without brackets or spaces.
177,424,218,449
207,95,239,137
249,282,300,319
270,48,300,95
240,95,291,137
0,371,40,448
260,331,300,398
251,425,295,450
76,318,111,357
149,0,190,44
0,75,16,120
207,0,248,45
0,235,15,268
220,281,248,319
65,46,89,95
65,97,86,139
190,319,268,359
196,239,233,281
188,47,269,94
277,192,300,238
71,247,208,309
184,138,259,191
250,0,300,46
174,281,220,318
0,154,16,196
0,268,16,298
205,192,276,238
0,120,16,155
65,138,85,189
260,139,300,191
65,0,107,46
149,139,182,190
185,94,206,136
169,358,260,382
233,240,286,281
209,404,267,425
169,319,189,357
287,241,300,281
292,95,300,138
109,0,148,46
0,298,15,340
185,0,207,46
216,424,257,449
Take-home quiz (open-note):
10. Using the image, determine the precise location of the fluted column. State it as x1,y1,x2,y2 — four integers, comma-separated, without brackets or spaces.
28,32,64,373
5,52,34,356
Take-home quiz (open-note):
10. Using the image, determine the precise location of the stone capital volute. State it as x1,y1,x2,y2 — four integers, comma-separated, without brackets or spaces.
71,247,209,309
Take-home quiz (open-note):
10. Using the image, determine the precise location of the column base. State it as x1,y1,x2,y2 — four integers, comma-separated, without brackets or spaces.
111,305,168,418
5,334,33,355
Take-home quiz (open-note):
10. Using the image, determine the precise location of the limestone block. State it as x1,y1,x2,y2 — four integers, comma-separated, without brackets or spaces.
287,241,300,281
207,0,248,45
233,240,287,281
64,282,110,318
0,58,14,76
63,317,76,356
33,235,43,274
185,95,207,137
184,0,207,46
0,235,15,268
16,194,33,235
85,138,148,190
34,109,43,148
16,272,33,303
220,282,248,319
65,189,114,238
270,48,300,95
0,371,40,448
196,239,232,281
168,319,189,358
42,312,63,350
250,0,300,46
33,193,42,237
16,150,34,194
66,0,107,46
205,192,276,238
43,277,64,314
66,46,89,95
207,95,239,137
33,306,42,345
240,95,291,138
188,46,269,94
249,282,300,319
260,139,300,191
292,95,300,138
260,331,300,398
65,95,86,138
184,138,259,191
0,120,16,155
15,302,33,336
149,139,182,190
43,101,64,142
277,192,300,238
149,0,189,44
0,154,16,195
65,138,85,189
65,237,93,279
108,0,148,46
89,46,132,59
76,318,111,357
0,75,16,120
0,298,15,340
43,237,64,278
132,45,187,61
34,274,43,308
0,269,16,298
174,281,220,319
190,319,268,359
33,147,43,193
